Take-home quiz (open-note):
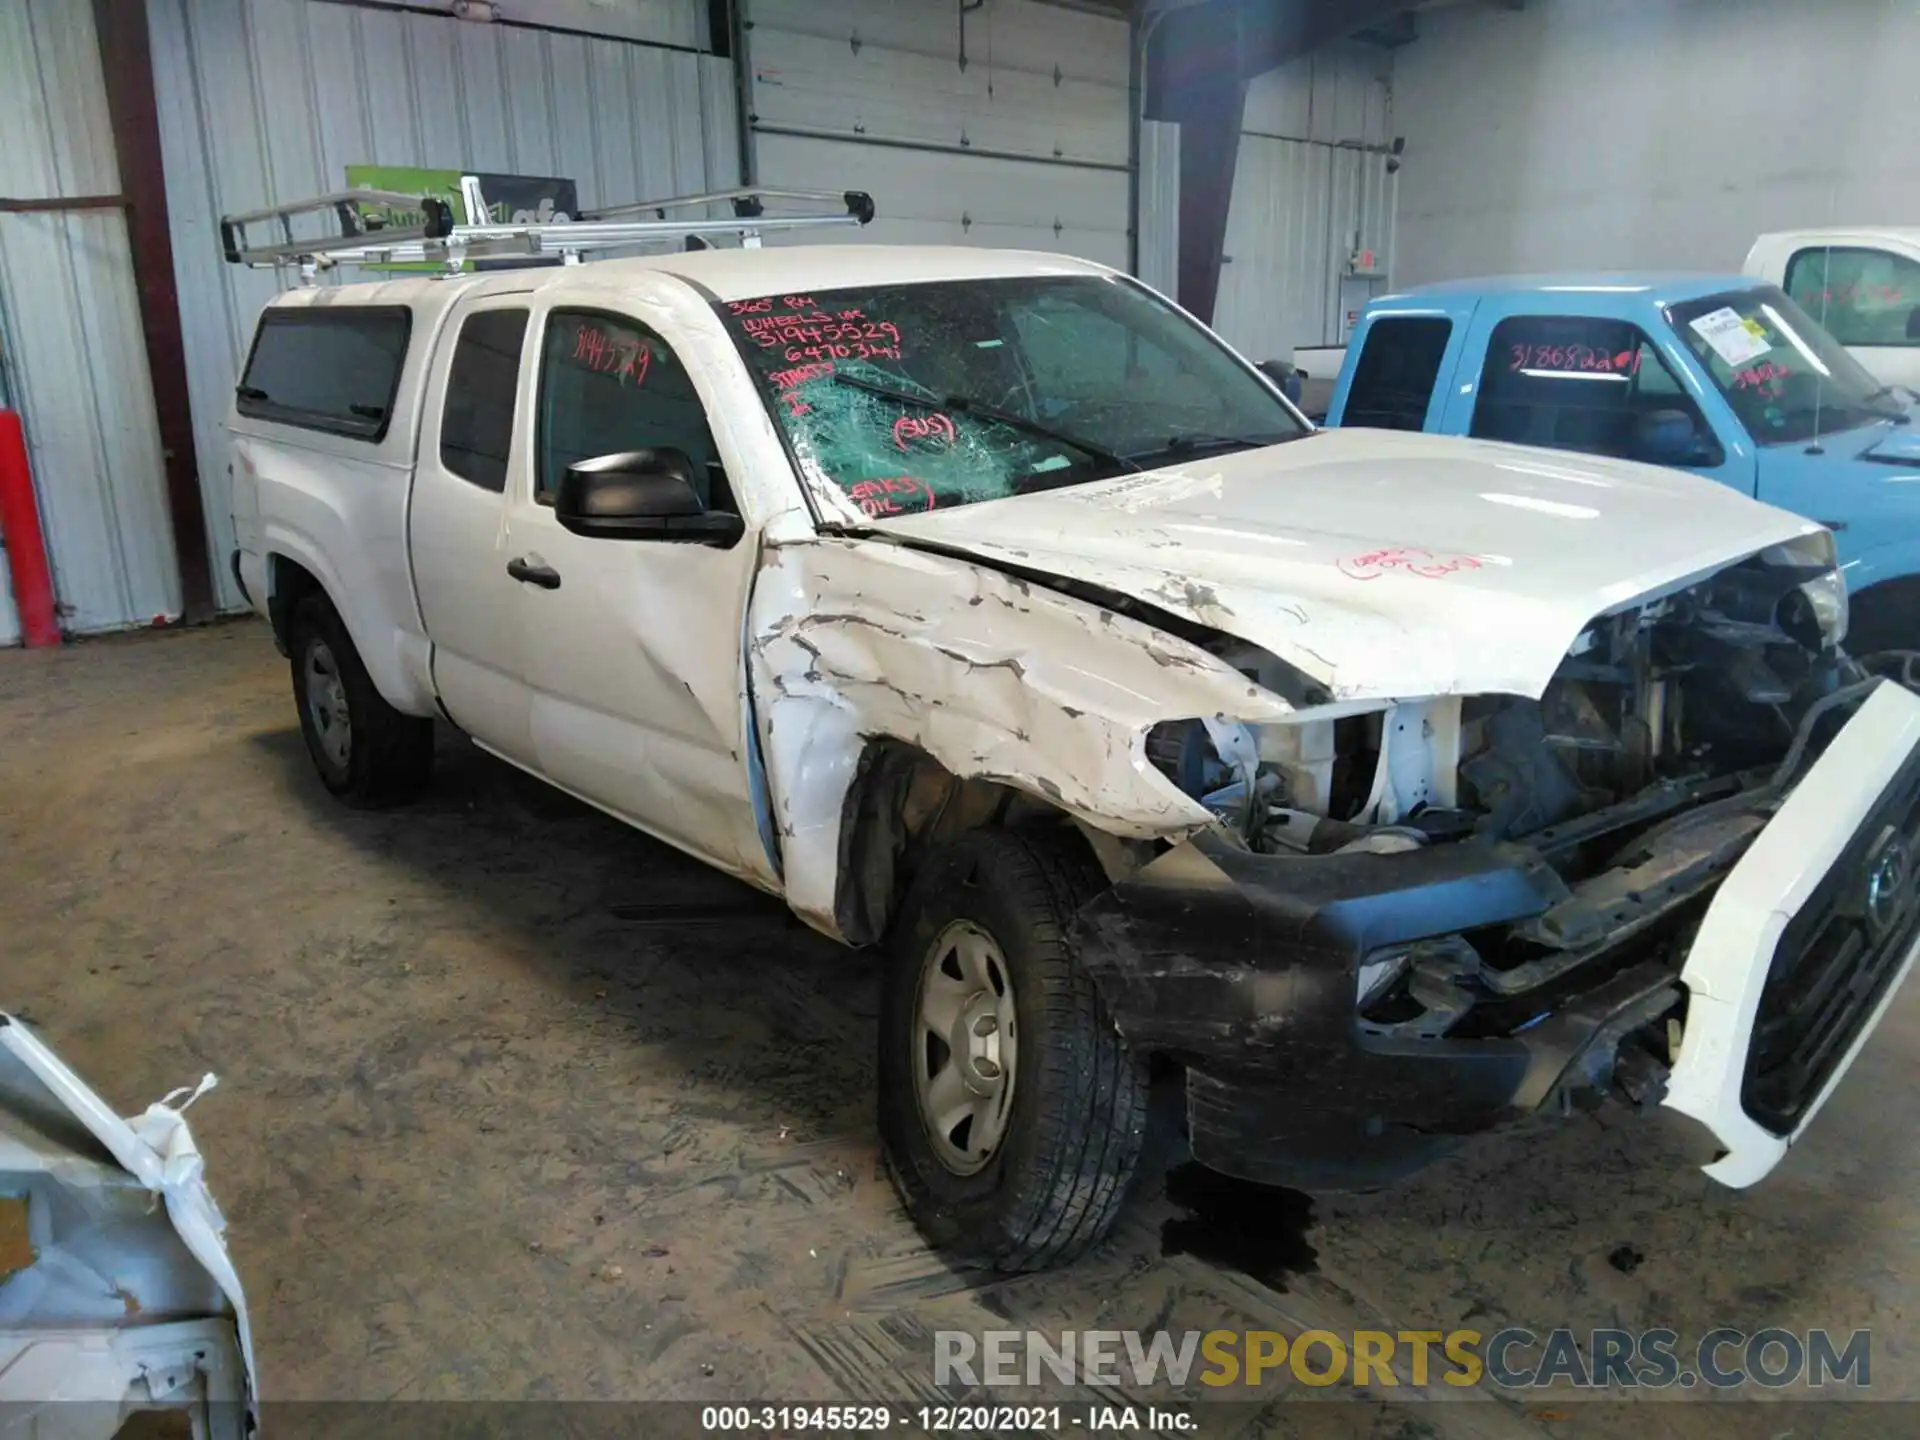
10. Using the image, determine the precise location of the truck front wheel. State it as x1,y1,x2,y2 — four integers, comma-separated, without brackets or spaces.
1846,575,1920,660
287,592,433,807
877,827,1148,1271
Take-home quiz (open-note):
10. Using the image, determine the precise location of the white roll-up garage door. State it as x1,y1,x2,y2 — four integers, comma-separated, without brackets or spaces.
744,0,1132,268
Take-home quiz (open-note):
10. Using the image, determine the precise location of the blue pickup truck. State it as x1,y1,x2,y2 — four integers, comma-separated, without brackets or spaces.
1324,273,1920,651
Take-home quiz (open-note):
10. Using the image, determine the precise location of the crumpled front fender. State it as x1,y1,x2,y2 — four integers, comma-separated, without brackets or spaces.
747,536,1298,940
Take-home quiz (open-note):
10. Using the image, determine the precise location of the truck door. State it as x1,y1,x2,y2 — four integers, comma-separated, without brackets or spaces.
504,287,777,890
1778,243,1920,391
1441,300,1757,496
411,294,539,765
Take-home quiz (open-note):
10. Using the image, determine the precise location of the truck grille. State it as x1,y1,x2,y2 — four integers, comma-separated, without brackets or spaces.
1743,750,1920,1134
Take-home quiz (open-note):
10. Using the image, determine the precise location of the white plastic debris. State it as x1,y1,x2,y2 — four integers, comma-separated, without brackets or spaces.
0,1012,256,1439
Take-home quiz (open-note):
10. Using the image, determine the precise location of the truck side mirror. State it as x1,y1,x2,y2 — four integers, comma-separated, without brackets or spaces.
1905,304,1920,341
555,449,745,547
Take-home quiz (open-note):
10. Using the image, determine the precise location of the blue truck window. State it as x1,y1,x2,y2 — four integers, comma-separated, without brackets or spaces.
1471,315,1721,467
1344,317,1452,430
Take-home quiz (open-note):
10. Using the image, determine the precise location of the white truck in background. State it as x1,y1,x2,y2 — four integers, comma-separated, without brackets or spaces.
1745,228,1920,391
215,180,1920,1272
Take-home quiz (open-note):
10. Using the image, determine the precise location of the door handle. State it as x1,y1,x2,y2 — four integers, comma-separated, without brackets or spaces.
507,556,562,589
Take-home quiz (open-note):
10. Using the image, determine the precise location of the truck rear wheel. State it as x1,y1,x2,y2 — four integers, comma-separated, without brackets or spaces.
877,827,1148,1271
287,592,433,807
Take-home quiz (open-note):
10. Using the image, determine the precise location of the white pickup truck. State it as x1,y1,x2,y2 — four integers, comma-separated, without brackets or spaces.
225,207,1920,1269
1746,227,1920,391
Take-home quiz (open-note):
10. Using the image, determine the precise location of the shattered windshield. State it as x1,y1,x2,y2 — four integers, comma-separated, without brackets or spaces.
716,274,1308,519
1666,285,1907,446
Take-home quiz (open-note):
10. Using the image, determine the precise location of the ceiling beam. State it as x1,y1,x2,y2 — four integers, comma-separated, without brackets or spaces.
92,0,215,621
1352,9,1417,48
1143,0,1417,119
1141,0,1417,322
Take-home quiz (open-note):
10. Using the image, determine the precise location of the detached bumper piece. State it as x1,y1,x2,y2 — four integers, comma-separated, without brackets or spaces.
1669,680,1920,1186
1744,748,1920,1132
1077,680,1920,1192
0,1014,256,1438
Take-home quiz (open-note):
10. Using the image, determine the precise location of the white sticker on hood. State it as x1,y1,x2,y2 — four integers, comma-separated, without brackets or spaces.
1689,307,1773,368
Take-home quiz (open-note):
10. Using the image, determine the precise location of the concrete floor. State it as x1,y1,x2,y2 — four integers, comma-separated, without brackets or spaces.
3,621,1917,1437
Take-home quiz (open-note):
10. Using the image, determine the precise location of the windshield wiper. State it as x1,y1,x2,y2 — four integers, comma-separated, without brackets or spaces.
830,372,1137,474
1862,384,1914,418
1131,431,1308,462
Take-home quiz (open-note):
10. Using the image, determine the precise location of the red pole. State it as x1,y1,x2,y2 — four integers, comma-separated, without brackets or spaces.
0,409,60,647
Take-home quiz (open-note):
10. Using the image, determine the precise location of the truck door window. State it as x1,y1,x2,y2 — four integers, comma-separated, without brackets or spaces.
1342,318,1452,430
1783,246,1920,349
1470,315,1722,466
440,309,528,492
536,310,730,510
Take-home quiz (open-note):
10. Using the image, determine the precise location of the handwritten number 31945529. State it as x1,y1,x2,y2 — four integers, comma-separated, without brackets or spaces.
573,325,651,387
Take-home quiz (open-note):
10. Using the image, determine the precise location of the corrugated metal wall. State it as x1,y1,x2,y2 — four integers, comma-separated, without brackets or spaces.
347,0,708,49
0,0,182,637
1212,46,1396,363
744,0,1133,267
149,0,735,612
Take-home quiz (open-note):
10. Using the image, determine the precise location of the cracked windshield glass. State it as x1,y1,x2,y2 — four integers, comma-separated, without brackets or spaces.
718,274,1308,519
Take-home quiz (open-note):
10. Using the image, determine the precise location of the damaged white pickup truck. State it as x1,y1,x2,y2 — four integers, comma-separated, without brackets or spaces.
224,236,1920,1270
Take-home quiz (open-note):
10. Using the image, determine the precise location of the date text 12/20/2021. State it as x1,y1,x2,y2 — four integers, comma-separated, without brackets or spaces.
699,1404,1195,1433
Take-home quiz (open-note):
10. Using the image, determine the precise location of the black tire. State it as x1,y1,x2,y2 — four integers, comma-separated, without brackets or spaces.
878,826,1149,1271
1846,576,1920,659
287,592,434,807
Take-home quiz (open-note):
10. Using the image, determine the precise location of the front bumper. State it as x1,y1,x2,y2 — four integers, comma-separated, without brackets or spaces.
1075,681,1920,1191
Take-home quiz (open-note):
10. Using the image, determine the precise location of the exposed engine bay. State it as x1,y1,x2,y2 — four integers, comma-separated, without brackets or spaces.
1140,546,1874,1052
1059,531,1920,1193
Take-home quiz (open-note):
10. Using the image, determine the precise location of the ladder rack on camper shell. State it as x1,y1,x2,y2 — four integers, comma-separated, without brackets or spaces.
218,176,876,278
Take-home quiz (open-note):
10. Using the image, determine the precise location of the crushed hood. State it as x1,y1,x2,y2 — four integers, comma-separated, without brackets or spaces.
869,429,1827,702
